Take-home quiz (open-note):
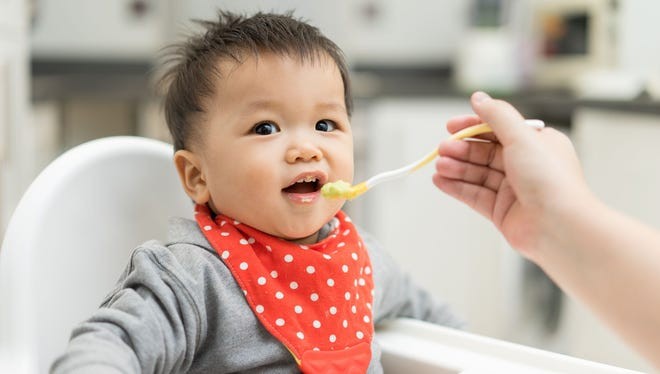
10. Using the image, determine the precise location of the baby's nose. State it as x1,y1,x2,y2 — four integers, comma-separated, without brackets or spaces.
286,143,323,163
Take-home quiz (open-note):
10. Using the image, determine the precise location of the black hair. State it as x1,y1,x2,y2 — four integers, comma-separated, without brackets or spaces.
158,10,352,151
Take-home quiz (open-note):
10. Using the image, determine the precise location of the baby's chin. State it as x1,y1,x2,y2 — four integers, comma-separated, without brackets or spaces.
270,223,322,244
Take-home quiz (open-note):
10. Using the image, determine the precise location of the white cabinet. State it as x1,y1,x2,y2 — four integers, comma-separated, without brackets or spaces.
352,98,518,338
559,107,660,372
356,99,656,372
30,0,171,60
174,0,469,66
0,0,29,239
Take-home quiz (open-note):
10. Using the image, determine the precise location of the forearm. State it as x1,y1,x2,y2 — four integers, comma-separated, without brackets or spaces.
51,322,140,374
535,197,660,368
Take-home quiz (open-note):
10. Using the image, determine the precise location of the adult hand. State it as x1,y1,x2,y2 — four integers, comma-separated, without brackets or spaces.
433,92,592,260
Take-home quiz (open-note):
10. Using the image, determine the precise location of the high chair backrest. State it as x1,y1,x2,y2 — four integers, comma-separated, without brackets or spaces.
0,136,192,374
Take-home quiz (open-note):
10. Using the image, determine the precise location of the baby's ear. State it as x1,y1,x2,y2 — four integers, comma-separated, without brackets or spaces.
173,150,210,205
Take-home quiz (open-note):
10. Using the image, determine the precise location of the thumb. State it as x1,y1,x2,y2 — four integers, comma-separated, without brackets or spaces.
470,91,528,146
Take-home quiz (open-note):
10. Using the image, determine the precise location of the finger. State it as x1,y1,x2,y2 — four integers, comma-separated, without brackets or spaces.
470,91,530,147
446,115,482,134
432,174,495,221
446,115,498,142
437,139,504,172
435,157,504,192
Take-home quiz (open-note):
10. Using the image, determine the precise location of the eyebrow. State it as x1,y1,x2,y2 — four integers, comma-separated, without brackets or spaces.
244,100,346,113
316,102,346,112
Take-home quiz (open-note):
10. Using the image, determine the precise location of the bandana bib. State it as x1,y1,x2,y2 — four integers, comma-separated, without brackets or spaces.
194,204,375,373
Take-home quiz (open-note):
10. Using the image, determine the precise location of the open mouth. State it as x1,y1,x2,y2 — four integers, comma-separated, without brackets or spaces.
282,175,322,194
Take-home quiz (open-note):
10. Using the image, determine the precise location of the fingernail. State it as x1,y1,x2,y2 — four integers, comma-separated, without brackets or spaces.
472,91,491,103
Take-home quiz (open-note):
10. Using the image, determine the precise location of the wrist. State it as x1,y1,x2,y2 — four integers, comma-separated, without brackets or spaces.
531,188,603,265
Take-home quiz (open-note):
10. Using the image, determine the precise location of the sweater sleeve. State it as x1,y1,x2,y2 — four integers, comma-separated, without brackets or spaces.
50,245,206,374
361,230,465,329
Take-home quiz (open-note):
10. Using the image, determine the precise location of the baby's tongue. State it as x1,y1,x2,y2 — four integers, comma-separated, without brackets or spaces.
283,182,316,194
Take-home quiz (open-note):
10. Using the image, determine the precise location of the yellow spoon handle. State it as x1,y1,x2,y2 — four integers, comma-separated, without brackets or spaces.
411,123,494,172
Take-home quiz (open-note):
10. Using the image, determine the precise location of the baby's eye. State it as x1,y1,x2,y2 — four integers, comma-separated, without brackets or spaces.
315,120,337,132
252,122,280,135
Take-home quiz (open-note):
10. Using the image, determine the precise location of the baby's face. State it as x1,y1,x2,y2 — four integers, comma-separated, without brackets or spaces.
197,52,353,244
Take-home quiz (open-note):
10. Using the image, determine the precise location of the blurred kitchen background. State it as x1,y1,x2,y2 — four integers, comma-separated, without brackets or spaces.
2,0,660,371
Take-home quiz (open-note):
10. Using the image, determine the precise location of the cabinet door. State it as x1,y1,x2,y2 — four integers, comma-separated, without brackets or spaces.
175,0,469,66
30,0,168,59
0,0,28,238
0,0,22,30
355,98,517,337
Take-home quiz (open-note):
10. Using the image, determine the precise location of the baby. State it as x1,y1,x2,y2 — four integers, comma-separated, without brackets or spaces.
52,11,462,373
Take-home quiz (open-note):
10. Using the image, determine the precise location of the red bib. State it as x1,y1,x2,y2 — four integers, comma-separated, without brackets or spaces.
194,204,375,373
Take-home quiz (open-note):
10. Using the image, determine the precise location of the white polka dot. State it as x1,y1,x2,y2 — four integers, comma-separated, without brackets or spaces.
329,334,336,343
323,254,331,260
329,306,337,315
366,303,372,310
342,320,348,328
271,270,278,278
342,265,349,273
266,245,272,252
365,266,372,275
313,347,320,351
239,262,248,270
310,293,319,302
239,239,249,245
243,290,247,296
351,253,358,260
297,331,305,339
294,305,303,314
203,225,212,231
343,229,350,236
247,237,255,244
233,220,240,225
276,318,285,326
257,277,266,285
275,291,284,299
358,241,362,248
351,305,357,314
354,279,358,287
356,331,364,339
306,266,315,274
327,278,335,287
360,267,364,275
284,254,294,263
289,281,299,290
344,292,351,300
299,244,309,250
359,278,366,286
356,293,360,300
255,305,264,313
221,251,229,259
337,242,345,248
220,232,230,237
344,216,352,222
363,315,370,323
312,320,321,328
220,220,226,226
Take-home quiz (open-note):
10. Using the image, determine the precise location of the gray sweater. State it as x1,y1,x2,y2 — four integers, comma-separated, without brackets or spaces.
51,217,462,373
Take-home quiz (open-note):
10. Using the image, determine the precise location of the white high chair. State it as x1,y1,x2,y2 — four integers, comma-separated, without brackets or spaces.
0,136,192,373
0,136,642,374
